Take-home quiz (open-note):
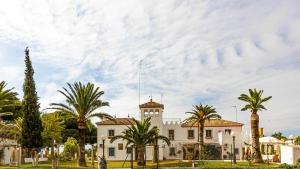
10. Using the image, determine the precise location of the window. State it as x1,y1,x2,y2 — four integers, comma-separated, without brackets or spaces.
205,130,212,139
188,130,194,139
108,147,115,156
225,129,231,135
234,148,239,154
168,130,175,140
169,147,176,156
118,143,123,150
126,147,132,154
108,129,115,137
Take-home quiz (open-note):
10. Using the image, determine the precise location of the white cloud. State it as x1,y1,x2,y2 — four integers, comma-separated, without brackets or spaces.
0,0,300,135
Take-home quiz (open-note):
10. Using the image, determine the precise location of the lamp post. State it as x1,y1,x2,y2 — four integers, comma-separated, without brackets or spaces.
100,135,107,169
231,132,237,164
156,144,159,169
91,143,97,168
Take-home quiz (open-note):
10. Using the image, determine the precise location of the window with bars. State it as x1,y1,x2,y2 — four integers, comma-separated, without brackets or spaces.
205,129,212,139
188,130,194,139
108,129,115,138
108,147,115,156
168,130,175,140
169,147,176,156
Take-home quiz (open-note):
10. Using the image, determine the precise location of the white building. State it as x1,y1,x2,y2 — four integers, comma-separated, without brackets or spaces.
0,136,19,165
281,145,300,165
96,99,244,161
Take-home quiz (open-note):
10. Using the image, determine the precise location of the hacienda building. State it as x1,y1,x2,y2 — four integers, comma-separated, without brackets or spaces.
96,99,244,161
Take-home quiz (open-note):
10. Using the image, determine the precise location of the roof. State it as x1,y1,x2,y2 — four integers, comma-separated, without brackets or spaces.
181,119,243,127
96,118,134,125
97,118,243,127
259,136,282,144
139,99,164,109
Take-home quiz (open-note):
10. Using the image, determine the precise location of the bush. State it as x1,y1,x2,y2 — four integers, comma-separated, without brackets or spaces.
278,163,294,169
63,137,78,161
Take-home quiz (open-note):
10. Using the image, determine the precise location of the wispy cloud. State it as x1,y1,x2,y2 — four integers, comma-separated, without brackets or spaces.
0,0,300,135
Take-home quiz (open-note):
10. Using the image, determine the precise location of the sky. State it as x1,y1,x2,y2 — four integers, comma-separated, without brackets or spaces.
0,0,300,136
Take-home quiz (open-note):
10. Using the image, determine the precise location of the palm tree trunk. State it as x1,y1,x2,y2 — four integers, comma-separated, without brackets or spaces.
199,123,204,160
136,144,145,166
78,128,86,166
197,122,200,160
251,112,263,163
152,144,158,163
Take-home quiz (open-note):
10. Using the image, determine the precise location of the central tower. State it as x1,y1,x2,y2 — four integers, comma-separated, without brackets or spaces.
139,99,164,133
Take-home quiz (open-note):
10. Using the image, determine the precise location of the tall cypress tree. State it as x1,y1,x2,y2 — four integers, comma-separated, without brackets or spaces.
21,47,43,150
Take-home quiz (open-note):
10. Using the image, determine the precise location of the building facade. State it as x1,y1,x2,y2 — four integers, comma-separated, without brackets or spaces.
96,99,243,161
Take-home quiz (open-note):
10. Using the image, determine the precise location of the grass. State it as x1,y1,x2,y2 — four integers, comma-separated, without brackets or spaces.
0,160,281,169
197,161,280,168
0,160,188,169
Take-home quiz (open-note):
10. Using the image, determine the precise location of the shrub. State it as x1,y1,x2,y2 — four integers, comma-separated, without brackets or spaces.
62,137,78,160
278,163,293,169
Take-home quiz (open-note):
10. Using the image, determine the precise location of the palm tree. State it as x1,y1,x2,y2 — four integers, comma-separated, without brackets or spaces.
184,104,221,160
110,118,170,166
0,117,23,140
48,82,112,166
238,88,272,163
0,81,18,117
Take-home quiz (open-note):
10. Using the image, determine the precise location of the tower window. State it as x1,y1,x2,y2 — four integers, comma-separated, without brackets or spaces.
225,129,231,135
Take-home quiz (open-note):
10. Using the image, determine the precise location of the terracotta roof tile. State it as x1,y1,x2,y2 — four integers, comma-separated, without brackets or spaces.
96,118,134,125
181,119,243,127
139,99,164,109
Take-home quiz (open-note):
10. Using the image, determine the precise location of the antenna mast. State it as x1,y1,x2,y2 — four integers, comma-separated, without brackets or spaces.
138,59,143,105
232,105,238,121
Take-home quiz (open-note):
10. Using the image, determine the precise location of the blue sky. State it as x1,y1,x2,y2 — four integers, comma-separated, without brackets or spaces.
0,0,300,136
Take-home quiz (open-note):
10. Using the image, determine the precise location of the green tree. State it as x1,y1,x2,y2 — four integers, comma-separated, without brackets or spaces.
294,136,300,145
183,104,221,160
21,47,43,158
41,113,64,168
63,137,78,160
50,111,97,144
110,118,170,166
271,132,286,140
49,82,112,166
238,88,272,163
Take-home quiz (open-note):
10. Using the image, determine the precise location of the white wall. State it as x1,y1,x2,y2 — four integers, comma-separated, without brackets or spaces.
0,139,18,165
162,122,243,160
97,122,244,161
97,125,134,161
281,145,300,165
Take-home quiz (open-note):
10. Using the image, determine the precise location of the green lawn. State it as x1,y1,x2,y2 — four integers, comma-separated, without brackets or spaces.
0,160,188,169
0,160,281,169
197,161,280,168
